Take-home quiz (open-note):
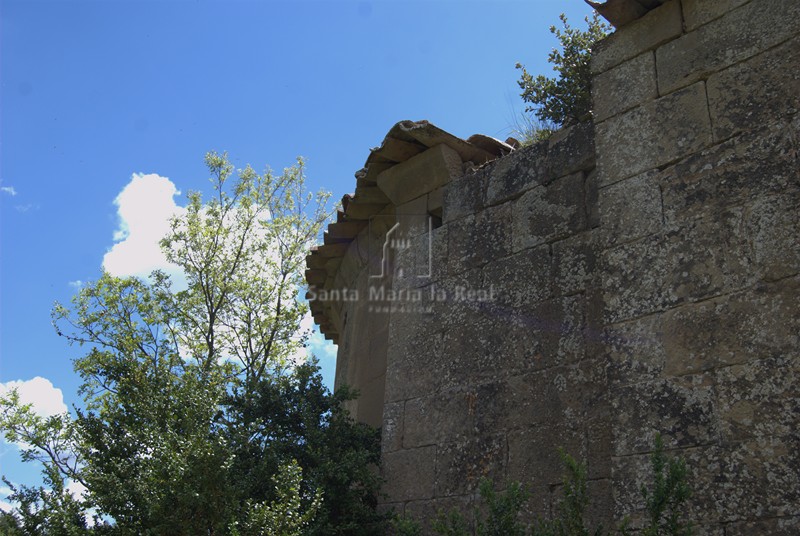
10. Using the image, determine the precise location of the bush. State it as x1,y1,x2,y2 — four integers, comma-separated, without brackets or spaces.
516,13,610,128
405,435,693,536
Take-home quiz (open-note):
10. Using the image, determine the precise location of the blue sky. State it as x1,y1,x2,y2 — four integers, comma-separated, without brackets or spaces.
0,0,596,505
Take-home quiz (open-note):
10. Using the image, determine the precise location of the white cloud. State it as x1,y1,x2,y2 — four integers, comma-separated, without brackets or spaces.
66,479,87,500
0,377,68,417
305,326,338,364
68,280,84,289
0,485,12,514
103,173,185,283
1,186,17,196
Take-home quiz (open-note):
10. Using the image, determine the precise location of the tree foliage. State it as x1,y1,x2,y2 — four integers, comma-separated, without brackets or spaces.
517,13,610,128
1,152,385,534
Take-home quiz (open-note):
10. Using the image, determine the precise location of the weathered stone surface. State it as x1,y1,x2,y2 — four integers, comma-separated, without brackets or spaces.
598,170,662,247
585,168,600,228
552,232,597,296
448,201,512,273
393,224,450,291
544,121,596,181
682,437,800,524
485,140,547,205
496,296,588,374
744,191,800,281
404,496,474,536
513,172,587,252
602,208,754,324
483,244,553,308
592,51,658,122
612,374,717,455
378,143,463,206
382,446,437,502
382,401,404,453
658,123,798,225
605,312,666,387
716,355,800,443
707,36,800,141
591,0,682,74
385,307,446,402
508,423,584,487
403,381,510,449
434,434,506,496
725,517,800,536
595,82,713,184
656,0,800,94
396,195,431,239
682,0,751,32
662,277,800,377
443,167,486,223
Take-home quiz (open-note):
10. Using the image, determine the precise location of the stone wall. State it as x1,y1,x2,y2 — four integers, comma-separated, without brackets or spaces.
308,0,800,533
378,121,610,530
593,1,799,533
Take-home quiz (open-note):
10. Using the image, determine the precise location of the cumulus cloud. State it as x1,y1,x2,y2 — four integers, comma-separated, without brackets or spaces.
0,377,68,417
1,186,17,196
66,479,88,500
305,325,338,364
103,173,185,282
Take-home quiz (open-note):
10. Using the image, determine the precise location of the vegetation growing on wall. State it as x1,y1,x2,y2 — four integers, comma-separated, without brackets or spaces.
515,13,610,142
396,435,692,536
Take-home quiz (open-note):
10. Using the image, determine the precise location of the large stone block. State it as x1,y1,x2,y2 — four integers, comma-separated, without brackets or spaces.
434,434,506,496
658,123,798,225
496,295,588,374
443,167,486,223
612,374,717,456
483,244,553,309
661,277,800,377
507,423,584,504
486,140,547,206
682,437,800,524
378,143,463,206
601,208,754,324
716,355,800,443
385,309,446,402
382,446,437,502
604,312,666,387
598,170,663,247
551,232,598,296
682,0,751,32
725,517,800,536
707,36,800,141
595,82,712,184
447,201,512,273
382,401,404,453
591,0,682,75
744,190,800,282
404,495,474,536
544,121,595,181
592,51,658,122
656,0,800,94
402,381,509,449
512,172,587,252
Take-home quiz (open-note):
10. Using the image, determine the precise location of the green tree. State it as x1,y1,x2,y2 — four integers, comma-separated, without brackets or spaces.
516,13,610,128
224,361,385,536
1,152,383,534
